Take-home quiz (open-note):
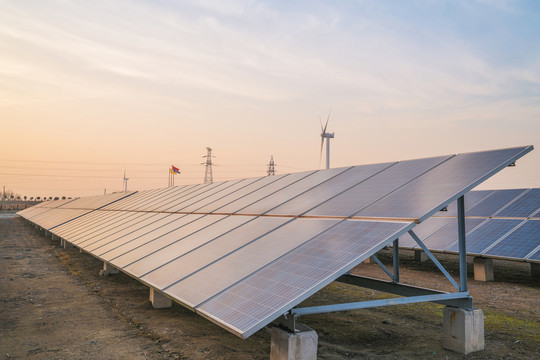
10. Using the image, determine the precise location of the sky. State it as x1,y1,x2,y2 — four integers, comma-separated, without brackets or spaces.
1,0,539,198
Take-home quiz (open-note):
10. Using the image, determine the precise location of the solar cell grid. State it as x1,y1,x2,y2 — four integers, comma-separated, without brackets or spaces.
398,217,454,248
307,156,449,218
466,189,527,217
417,218,486,251
238,167,349,215
93,213,196,258
496,189,540,218
195,174,287,214
213,171,316,214
268,162,394,217
108,214,228,268
197,219,413,338
164,218,340,308
446,219,523,254
355,146,531,222
485,220,540,259
141,217,291,291
175,178,262,213
124,215,255,278
435,190,494,217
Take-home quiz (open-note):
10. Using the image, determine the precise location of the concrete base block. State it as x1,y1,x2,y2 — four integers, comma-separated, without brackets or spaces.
414,250,428,263
149,288,172,308
270,324,318,360
531,263,540,280
473,257,494,282
362,257,373,264
99,262,119,276
443,307,484,355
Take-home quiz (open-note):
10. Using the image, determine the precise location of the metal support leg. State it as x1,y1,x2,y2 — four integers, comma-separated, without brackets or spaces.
457,195,468,292
393,239,399,283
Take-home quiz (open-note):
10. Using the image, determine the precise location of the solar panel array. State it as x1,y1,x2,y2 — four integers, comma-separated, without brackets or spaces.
399,188,540,262
17,146,533,338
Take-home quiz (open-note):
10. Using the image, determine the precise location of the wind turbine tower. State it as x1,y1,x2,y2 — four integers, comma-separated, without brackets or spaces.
320,111,334,169
122,170,129,192
202,147,215,184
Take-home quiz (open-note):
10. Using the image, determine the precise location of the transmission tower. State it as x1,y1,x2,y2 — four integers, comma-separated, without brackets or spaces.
202,147,214,183
267,155,276,176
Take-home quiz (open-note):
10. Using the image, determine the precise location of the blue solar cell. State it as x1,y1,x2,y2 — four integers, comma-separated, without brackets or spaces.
305,156,450,218
418,218,486,251
399,217,454,248
436,190,494,216
496,189,540,218
355,146,531,222
485,220,540,259
466,189,527,217
446,219,522,254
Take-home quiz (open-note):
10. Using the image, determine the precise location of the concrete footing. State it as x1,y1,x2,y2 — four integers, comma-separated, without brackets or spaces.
414,250,428,263
270,324,318,360
443,307,484,355
473,257,494,282
149,288,172,308
362,257,373,264
99,262,119,276
531,263,540,280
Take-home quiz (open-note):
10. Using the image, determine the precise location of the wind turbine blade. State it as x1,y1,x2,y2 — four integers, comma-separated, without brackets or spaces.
320,116,324,133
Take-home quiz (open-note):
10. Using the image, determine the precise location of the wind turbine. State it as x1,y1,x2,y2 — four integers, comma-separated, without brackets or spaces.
122,170,129,192
320,111,334,169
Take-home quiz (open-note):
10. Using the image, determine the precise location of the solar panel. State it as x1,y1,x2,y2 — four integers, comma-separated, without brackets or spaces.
267,162,396,217
212,170,317,214
164,218,341,308
196,219,414,338
418,218,486,251
16,145,535,340
195,174,287,213
466,189,527,217
305,156,449,218
106,214,228,268
446,219,523,254
495,189,540,218
398,217,454,248
238,167,351,215
124,215,256,278
354,146,532,222
435,190,494,217
484,220,540,259
140,217,291,291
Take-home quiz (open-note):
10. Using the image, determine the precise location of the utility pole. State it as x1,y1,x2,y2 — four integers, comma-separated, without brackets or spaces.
202,147,214,184
267,155,276,176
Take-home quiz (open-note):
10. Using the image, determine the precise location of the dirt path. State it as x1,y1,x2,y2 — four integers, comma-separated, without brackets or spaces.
1,215,539,359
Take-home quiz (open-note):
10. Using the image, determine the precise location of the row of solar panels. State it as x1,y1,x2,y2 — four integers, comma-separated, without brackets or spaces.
399,188,540,262
17,146,533,338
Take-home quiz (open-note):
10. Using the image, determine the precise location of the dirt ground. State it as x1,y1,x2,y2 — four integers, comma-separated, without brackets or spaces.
1,213,539,359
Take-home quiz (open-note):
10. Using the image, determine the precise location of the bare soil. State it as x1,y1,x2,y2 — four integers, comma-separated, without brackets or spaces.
1,214,539,359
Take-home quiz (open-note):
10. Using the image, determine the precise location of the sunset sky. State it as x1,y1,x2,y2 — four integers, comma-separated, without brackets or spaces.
1,0,539,198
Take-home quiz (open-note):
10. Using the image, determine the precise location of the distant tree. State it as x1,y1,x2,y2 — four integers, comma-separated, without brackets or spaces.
24,196,27,201
30,197,34,201
16,196,21,200
54,197,59,200
10,195,14,200
62,196,66,200
68,197,72,199
36,197,41,201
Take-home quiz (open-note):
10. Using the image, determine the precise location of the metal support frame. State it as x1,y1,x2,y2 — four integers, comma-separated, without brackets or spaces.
280,196,472,330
